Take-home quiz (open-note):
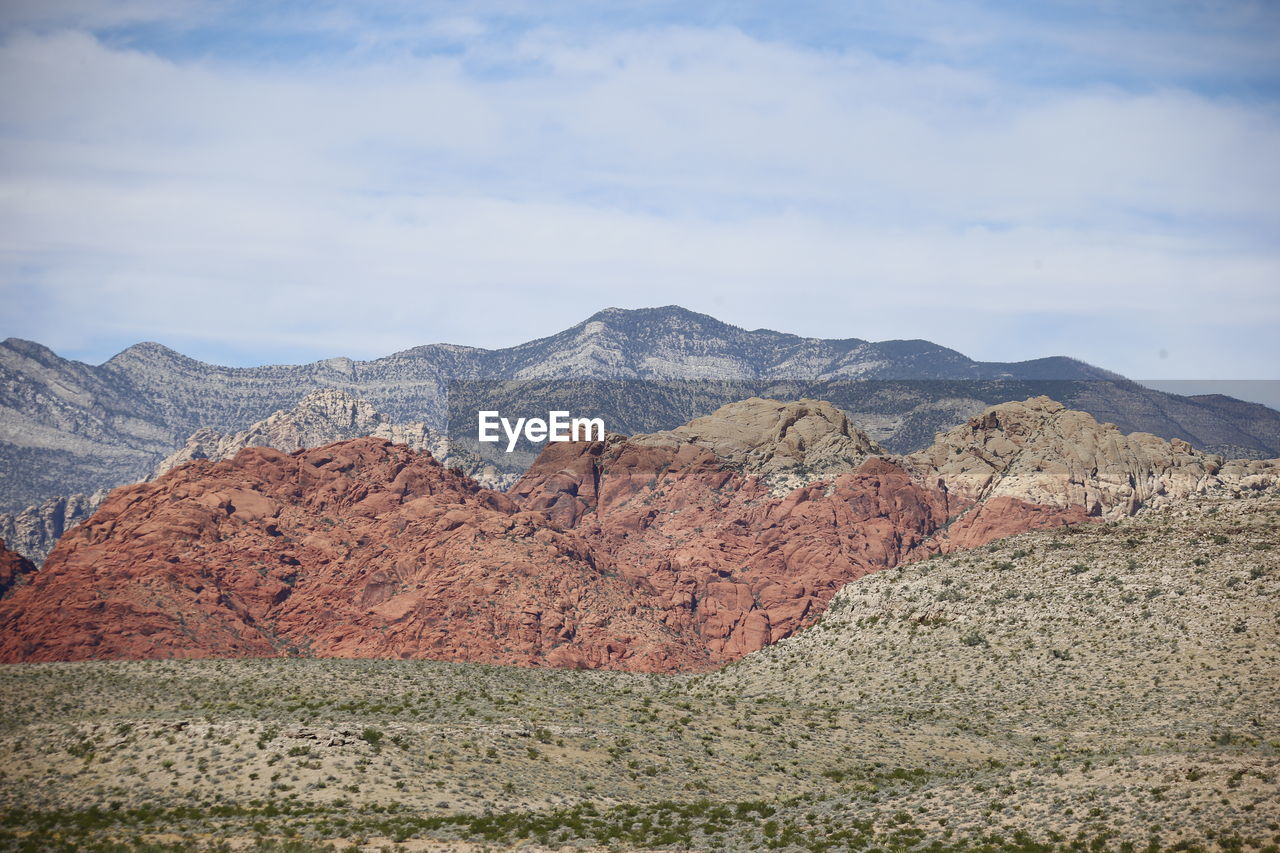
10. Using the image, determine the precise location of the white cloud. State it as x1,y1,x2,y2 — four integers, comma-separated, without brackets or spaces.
0,10,1277,379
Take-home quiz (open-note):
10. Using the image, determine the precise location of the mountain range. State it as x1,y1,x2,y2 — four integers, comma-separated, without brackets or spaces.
4,305,1279,526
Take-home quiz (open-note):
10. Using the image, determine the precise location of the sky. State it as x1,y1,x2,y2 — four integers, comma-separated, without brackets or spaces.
1,0,1278,380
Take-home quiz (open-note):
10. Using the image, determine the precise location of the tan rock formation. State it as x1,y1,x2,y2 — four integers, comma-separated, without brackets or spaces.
634,397,885,495
907,396,1280,518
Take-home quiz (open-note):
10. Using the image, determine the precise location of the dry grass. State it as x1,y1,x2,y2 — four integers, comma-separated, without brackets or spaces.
1,494,1277,851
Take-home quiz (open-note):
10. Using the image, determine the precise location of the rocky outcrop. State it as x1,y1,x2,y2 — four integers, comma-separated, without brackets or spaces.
152,390,391,477
2,395,1274,670
516,445,956,660
0,490,108,565
907,396,1280,518
931,495,1092,552
508,402,1100,661
0,538,36,598
1,429,959,668
0,439,705,670
154,389,521,490
0,433,958,667
633,397,885,495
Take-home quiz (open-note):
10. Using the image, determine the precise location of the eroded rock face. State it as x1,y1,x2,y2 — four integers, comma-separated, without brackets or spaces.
0,439,706,670
153,389,520,490
635,397,885,495
0,430,997,669
907,396,1280,518
508,425,1101,663
0,490,108,565
152,389,389,477
0,538,36,598
933,496,1092,552
4,395,1274,670
511,436,960,661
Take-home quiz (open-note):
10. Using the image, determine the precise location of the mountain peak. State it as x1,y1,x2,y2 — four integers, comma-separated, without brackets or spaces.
1,338,66,367
583,305,740,334
103,341,195,369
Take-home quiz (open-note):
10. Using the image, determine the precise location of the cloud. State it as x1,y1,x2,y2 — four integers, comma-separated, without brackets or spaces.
0,0,212,30
0,4,1277,379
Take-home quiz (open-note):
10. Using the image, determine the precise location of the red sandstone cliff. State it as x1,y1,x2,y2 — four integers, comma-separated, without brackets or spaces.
508,432,1086,660
0,440,705,669
4,396,1257,670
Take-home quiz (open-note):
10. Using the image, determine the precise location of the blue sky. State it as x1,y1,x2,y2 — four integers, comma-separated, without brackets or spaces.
1,0,1278,379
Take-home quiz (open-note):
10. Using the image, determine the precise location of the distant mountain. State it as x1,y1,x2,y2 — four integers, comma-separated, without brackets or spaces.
458,306,1119,382
2,305,1277,513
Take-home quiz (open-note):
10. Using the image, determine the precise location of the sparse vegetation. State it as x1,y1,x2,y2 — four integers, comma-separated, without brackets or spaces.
0,494,1276,851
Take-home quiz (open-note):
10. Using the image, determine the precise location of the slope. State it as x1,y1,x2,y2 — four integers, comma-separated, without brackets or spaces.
0,494,1275,850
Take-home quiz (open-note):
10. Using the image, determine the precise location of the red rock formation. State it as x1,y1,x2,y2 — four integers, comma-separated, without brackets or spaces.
511,441,967,660
0,439,706,670
935,496,1091,552
0,538,36,598
1,402,1120,670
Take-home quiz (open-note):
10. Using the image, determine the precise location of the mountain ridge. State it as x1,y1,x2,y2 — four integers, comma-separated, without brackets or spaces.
12,306,1119,379
2,306,1276,516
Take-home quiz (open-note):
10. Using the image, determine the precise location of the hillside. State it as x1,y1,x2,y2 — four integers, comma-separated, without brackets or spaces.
0,494,1275,850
